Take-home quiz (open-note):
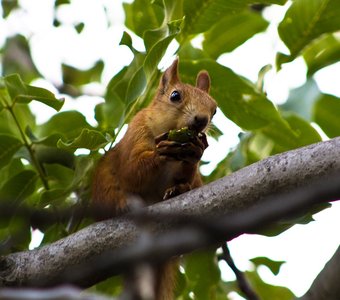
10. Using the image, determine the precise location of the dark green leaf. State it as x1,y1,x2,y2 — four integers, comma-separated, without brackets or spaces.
57,128,110,151
0,134,23,168
203,11,269,59
313,94,340,138
44,164,75,188
75,22,85,34
35,145,75,169
0,170,38,205
250,257,285,275
277,0,340,67
40,188,70,207
304,34,340,76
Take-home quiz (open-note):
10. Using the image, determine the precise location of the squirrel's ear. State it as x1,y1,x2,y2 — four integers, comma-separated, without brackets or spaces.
160,58,180,90
196,71,210,93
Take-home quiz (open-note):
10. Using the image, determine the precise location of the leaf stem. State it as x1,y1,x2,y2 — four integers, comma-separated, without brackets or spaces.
7,105,49,190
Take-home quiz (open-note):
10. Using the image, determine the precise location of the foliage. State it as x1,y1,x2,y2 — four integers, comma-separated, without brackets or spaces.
1,0,340,298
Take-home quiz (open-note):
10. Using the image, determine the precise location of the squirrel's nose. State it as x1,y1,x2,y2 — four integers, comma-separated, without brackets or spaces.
190,115,208,132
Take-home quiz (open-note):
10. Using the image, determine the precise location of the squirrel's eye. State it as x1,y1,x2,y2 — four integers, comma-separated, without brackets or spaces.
170,90,181,102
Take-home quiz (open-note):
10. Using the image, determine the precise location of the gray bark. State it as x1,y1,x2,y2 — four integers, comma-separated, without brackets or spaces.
0,137,340,290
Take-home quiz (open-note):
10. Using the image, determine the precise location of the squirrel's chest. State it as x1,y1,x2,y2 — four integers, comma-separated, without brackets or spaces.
141,160,197,203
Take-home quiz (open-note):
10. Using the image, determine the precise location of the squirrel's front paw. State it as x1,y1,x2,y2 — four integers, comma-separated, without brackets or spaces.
163,183,191,200
156,140,203,163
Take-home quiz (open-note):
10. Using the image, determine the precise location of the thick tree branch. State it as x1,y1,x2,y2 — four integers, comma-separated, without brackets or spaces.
298,246,340,300
0,137,340,289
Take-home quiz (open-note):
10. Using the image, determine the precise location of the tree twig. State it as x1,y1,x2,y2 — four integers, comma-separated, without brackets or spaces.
221,243,260,300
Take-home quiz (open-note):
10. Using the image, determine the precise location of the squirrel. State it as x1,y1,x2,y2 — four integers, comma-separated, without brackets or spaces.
92,58,217,299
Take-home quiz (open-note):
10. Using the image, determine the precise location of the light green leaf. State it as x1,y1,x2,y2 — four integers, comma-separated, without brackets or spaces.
304,33,340,76
182,0,286,37
144,18,184,81
313,94,340,138
125,66,147,105
124,0,164,38
277,0,340,67
281,112,322,146
62,60,104,86
203,11,269,59
0,134,23,168
57,128,111,151
4,74,64,111
280,79,321,121
37,111,92,140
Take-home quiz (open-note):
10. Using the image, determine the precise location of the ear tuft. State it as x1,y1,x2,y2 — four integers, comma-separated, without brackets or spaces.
196,71,210,93
160,58,180,90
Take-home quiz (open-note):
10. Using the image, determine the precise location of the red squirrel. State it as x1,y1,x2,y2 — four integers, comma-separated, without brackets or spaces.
92,58,217,299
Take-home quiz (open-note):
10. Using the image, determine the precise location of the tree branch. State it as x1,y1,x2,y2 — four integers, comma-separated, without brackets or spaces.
298,246,340,300
0,137,340,289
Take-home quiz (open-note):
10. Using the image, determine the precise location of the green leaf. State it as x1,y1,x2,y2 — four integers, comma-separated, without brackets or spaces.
40,188,70,207
313,94,340,138
125,66,147,104
144,18,184,81
35,145,75,169
2,35,41,83
119,31,133,50
304,33,340,76
74,22,85,34
124,0,164,38
1,0,18,18
0,159,24,190
4,74,64,111
37,111,92,140
0,134,23,168
281,112,322,146
280,79,321,121
182,0,286,37
203,11,269,59
62,60,104,86
57,128,111,151
44,164,75,188
277,0,340,67
250,257,285,275
185,249,221,300
245,270,295,300
0,170,38,205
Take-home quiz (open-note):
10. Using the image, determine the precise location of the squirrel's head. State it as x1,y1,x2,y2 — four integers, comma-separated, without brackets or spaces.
150,58,217,136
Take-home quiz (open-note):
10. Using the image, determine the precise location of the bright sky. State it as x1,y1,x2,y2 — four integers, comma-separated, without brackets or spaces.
1,0,340,298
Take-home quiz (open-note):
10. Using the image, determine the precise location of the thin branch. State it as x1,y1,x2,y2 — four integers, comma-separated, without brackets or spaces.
221,243,260,300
